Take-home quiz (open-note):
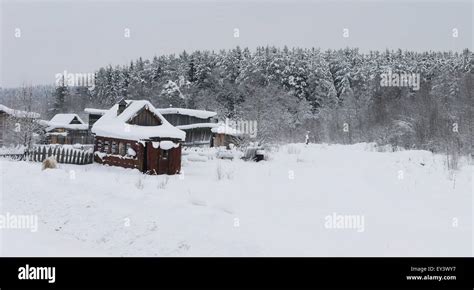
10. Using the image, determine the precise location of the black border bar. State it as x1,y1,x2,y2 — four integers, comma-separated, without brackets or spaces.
0,257,472,289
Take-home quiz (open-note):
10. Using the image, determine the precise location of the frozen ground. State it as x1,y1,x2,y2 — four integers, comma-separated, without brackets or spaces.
0,143,472,256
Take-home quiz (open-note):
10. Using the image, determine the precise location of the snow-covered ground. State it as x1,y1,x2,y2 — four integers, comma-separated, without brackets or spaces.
0,143,472,256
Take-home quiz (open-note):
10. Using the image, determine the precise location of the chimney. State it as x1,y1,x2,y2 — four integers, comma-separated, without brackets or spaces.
117,98,127,115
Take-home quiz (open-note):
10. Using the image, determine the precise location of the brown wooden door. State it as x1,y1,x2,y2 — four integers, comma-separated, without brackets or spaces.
146,142,159,174
168,146,181,174
157,149,170,174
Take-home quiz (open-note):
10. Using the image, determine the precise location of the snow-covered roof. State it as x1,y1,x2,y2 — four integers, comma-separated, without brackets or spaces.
84,108,108,116
158,108,217,119
91,100,186,141
43,114,88,131
0,104,40,118
49,113,85,125
211,123,242,136
176,123,218,130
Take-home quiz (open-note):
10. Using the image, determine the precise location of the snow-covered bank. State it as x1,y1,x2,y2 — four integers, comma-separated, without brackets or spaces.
0,143,472,256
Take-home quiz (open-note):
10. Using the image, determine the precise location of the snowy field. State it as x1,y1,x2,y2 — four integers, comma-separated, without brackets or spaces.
0,143,472,256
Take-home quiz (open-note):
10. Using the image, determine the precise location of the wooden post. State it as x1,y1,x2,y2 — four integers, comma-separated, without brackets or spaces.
41,146,46,161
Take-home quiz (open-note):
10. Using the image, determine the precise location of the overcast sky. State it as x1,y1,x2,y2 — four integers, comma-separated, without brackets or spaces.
1,0,472,87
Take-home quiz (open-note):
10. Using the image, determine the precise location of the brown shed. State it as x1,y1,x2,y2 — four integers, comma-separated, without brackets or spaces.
91,99,185,175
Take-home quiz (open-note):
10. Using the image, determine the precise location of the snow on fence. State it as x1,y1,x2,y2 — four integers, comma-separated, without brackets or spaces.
22,146,94,165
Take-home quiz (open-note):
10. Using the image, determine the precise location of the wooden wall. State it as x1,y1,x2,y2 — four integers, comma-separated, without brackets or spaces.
0,113,5,146
212,133,239,148
48,129,92,145
94,136,144,171
145,142,181,174
183,127,213,146
129,109,162,126
94,136,181,175
162,114,211,126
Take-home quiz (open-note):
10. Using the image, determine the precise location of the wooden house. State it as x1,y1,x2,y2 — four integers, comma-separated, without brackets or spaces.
0,104,40,146
211,122,242,148
158,107,217,147
41,114,91,144
91,99,185,175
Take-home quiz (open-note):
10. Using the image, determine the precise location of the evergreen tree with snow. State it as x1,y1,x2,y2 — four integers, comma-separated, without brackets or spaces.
51,75,68,117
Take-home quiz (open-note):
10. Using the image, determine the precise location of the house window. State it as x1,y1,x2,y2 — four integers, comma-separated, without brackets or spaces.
119,142,125,156
112,141,117,154
97,139,103,152
125,143,134,156
104,141,109,153
161,149,169,160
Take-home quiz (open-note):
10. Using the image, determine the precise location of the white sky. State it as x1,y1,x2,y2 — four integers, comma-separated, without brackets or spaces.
1,0,472,87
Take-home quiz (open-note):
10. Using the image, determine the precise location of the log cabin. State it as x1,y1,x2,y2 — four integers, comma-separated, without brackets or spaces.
41,114,91,144
91,99,185,175
157,107,217,147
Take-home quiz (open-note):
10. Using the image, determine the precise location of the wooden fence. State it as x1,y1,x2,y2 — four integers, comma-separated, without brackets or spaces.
21,146,94,165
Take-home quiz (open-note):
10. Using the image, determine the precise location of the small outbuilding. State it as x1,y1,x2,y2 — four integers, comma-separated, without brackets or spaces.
158,107,217,147
41,113,91,144
211,122,242,148
91,99,185,175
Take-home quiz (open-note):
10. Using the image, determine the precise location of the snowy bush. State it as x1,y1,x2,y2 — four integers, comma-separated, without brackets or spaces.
216,148,235,160
135,176,144,190
42,156,57,170
216,163,224,180
376,144,393,153
216,162,234,180
157,176,169,189
187,154,208,162
0,144,27,155
226,168,234,180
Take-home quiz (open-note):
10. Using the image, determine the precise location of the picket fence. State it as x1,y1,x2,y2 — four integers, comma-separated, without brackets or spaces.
23,146,94,165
